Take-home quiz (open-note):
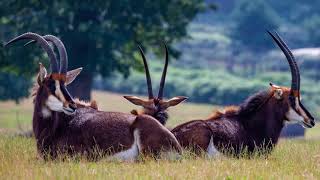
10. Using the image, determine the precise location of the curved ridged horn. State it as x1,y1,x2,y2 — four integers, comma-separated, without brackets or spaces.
24,35,68,74
157,42,169,100
138,45,154,99
43,35,68,74
5,32,59,73
273,32,300,91
267,31,299,92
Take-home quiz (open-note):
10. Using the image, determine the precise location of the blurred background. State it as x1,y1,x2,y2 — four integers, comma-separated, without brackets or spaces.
0,0,319,137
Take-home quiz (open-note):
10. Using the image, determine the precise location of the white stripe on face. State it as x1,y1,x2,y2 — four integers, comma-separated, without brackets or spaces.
285,107,304,124
285,97,313,127
55,80,66,103
295,97,310,122
46,95,63,112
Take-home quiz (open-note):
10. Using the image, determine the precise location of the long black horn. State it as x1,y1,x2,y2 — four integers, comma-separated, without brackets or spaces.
24,35,68,74
157,42,169,100
273,31,300,91
267,31,299,92
4,32,59,73
43,35,68,74
138,45,153,99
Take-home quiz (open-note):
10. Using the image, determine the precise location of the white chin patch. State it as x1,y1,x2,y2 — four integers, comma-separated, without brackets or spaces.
41,106,51,118
46,95,63,112
285,108,304,124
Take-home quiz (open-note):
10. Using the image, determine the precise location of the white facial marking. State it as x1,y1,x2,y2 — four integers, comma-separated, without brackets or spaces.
41,106,51,118
46,95,63,112
53,80,76,115
285,107,304,123
207,136,220,158
109,130,140,162
55,80,66,102
295,97,309,121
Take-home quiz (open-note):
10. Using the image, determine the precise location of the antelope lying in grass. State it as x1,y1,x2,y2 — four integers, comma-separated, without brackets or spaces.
124,44,187,125
5,33,181,161
171,31,315,157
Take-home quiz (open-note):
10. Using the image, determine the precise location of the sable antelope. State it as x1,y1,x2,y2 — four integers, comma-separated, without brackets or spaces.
26,35,98,109
124,44,187,125
171,31,315,157
5,32,181,160
26,35,98,110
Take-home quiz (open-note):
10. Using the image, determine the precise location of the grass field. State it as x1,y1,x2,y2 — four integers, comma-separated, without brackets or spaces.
0,90,214,130
0,91,320,179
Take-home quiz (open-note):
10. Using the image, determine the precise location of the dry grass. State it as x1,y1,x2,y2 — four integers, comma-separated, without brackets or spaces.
0,91,320,179
0,136,319,179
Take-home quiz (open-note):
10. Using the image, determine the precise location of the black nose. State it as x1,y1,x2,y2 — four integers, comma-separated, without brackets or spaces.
69,103,77,111
310,120,315,127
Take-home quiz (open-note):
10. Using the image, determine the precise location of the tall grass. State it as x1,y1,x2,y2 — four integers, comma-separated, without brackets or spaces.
0,91,319,179
0,136,319,179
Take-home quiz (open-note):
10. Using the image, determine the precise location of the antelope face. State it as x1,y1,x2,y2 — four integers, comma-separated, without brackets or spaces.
267,31,315,129
270,84,315,128
38,64,82,116
125,43,188,124
5,32,82,117
285,94,315,128
124,96,187,125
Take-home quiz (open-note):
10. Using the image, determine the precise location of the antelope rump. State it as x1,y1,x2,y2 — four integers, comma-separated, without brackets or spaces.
5,32,182,161
171,31,315,157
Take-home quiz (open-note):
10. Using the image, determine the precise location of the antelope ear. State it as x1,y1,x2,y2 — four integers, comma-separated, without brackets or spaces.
274,89,283,100
65,67,83,85
37,63,47,84
123,96,150,107
161,96,188,108
269,82,280,88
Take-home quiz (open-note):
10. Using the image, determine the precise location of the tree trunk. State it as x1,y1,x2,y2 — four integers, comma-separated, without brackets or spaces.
67,72,93,100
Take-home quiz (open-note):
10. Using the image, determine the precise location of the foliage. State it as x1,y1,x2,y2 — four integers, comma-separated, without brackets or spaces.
303,14,320,47
0,0,211,100
94,61,320,112
230,0,280,52
0,72,31,103
0,45,33,102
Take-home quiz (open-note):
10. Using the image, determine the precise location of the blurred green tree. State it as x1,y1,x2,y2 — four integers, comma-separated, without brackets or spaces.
230,0,280,53
0,0,213,100
304,15,320,47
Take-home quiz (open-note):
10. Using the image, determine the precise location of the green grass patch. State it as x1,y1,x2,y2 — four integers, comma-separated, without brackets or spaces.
0,136,319,179
0,91,320,178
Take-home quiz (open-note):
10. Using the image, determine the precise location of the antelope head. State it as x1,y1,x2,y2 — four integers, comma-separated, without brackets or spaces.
268,31,315,128
124,44,187,125
5,33,82,117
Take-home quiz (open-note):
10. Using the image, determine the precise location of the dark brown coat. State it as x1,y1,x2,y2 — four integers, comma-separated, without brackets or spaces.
172,87,308,156
33,82,181,160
